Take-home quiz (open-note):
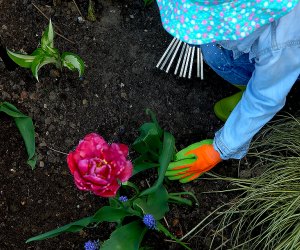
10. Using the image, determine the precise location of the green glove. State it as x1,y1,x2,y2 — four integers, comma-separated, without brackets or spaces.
166,139,222,183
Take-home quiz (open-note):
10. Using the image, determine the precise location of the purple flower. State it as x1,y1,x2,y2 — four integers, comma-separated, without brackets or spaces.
84,240,99,250
119,196,128,202
142,214,157,230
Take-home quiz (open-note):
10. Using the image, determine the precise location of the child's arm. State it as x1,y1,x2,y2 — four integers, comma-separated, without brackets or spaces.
213,47,300,160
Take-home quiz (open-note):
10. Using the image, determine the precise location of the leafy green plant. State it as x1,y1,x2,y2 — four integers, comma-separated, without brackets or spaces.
26,109,197,249
181,115,300,250
7,20,84,81
0,101,36,169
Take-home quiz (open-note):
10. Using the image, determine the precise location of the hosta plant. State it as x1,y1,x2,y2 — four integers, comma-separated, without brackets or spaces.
7,20,84,81
26,110,197,249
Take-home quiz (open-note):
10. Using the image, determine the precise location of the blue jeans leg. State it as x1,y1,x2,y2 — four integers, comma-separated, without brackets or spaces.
200,42,255,86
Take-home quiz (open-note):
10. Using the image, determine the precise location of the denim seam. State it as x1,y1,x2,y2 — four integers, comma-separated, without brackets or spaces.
214,130,249,160
253,41,300,58
213,131,231,159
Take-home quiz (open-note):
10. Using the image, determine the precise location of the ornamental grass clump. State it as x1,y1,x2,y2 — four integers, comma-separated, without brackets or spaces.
182,115,300,250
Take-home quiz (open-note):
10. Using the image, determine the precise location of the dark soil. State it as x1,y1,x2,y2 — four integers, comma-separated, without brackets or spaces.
0,0,299,249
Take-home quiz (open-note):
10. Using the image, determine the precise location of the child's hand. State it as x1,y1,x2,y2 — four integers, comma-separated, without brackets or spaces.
166,139,222,183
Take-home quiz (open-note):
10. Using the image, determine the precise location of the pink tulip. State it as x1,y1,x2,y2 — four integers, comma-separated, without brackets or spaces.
67,133,133,197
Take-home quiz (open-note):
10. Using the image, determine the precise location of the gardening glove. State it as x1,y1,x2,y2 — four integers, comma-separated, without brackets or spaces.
166,139,222,183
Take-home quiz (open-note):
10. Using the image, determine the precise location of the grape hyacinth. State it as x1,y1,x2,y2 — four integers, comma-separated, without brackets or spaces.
119,196,128,202
142,214,157,230
84,240,99,250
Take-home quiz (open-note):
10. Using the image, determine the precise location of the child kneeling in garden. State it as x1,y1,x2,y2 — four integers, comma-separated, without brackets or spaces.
156,0,300,182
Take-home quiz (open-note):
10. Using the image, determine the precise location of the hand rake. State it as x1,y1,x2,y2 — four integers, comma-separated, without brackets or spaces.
156,37,204,79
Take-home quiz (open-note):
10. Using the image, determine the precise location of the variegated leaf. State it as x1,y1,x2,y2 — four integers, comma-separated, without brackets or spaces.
6,49,36,68
31,55,57,81
41,19,55,50
61,52,85,77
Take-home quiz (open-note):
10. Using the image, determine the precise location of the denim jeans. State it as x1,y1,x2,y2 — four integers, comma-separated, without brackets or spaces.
200,42,255,86
200,42,300,85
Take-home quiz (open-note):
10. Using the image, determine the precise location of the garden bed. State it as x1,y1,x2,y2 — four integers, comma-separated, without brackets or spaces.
0,0,299,249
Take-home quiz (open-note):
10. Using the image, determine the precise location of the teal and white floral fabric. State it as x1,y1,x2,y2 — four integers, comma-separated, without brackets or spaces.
157,0,299,44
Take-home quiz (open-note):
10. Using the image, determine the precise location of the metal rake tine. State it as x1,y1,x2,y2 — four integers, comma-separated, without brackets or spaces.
156,37,177,69
181,45,191,77
197,47,200,78
188,46,196,79
174,42,187,75
200,48,204,80
160,38,180,70
179,44,190,77
166,39,182,73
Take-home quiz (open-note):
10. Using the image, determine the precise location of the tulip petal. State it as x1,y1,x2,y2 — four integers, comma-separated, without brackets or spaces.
67,133,133,198
84,175,108,185
77,159,90,174
67,152,77,174
118,163,133,182
117,143,129,156
73,171,89,190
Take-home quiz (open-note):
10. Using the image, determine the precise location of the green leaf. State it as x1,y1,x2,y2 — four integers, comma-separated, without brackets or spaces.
168,192,199,206
133,185,169,220
92,206,132,222
140,132,175,196
132,123,161,155
26,216,94,243
61,52,85,77
145,109,163,137
87,0,97,22
109,198,121,208
122,181,140,194
31,48,44,56
6,49,35,68
31,55,57,81
157,222,191,250
27,206,133,243
0,102,36,169
101,221,147,250
168,196,192,206
132,161,158,176
41,19,55,50
133,110,163,157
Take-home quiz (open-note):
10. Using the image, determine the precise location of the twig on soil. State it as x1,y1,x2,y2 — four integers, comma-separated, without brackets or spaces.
145,179,170,228
72,0,84,19
164,239,190,245
47,146,68,155
32,3,62,33
54,32,76,45
32,3,75,44
163,213,170,228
